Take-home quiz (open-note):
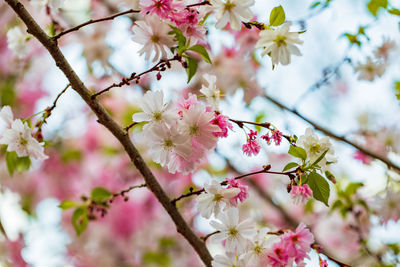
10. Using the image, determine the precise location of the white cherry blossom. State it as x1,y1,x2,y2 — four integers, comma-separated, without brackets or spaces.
30,0,65,10
131,15,175,62
146,123,192,174
0,106,14,128
246,227,279,265
197,179,240,219
297,127,337,168
256,22,303,66
132,90,178,127
0,119,48,161
7,27,29,58
354,57,386,81
210,0,255,30
212,252,247,267
200,74,221,109
210,207,256,252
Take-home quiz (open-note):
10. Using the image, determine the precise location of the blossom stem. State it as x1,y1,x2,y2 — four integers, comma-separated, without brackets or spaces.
186,1,211,8
53,9,140,40
229,118,295,144
91,56,181,99
171,167,296,205
34,83,70,138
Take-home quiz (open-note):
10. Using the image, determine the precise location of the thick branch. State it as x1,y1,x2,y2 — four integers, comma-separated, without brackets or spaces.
53,9,140,40
264,94,400,174
5,1,212,265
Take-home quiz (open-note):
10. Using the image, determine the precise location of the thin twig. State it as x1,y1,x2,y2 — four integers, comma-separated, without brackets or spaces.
229,118,295,144
112,183,147,198
201,230,219,241
91,56,181,99
263,94,400,174
124,122,138,132
34,83,70,137
171,167,296,205
186,0,211,8
53,9,140,40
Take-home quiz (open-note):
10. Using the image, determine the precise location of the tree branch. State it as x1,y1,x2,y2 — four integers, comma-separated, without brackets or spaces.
171,167,296,205
5,1,212,265
91,56,181,99
53,9,140,40
264,94,400,174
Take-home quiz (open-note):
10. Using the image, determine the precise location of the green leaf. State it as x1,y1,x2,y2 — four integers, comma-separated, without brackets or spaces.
282,162,299,172
5,151,31,176
185,56,198,83
306,172,330,206
187,45,212,64
345,182,363,196
269,5,286,26
310,149,329,166
388,8,400,16
59,200,79,210
330,199,344,213
288,145,307,161
90,187,112,202
310,1,321,9
344,33,361,47
394,81,400,102
143,251,171,266
169,26,187,51
72,206,88,236
367,0,388,16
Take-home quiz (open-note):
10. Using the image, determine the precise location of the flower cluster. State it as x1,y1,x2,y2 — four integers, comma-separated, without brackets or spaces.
0,106,48,161
241,127,285,157
290,184,313,204
132,0,210,61
242,130,261,156
265,223,314,267
196,178,315,267
132,89,232,174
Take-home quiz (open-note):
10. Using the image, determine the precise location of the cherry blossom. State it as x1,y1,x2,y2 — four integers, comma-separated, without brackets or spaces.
354,57,386,81
200,74,221,109
290,184,313,204
197,179,240,218
7,26,29,58
256,22,303,66
0,119,48,160
131,15,175,62
146,123,192,173
298,127,337,168
210,0,255,30
132,90,177,127
210,207,256,253
242,130,261,156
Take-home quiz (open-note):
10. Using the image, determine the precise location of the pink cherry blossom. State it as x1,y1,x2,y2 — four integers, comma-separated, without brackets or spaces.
140,0,174,19
290,184,313,204
242,130,261,156
226,178,249,205
211,112,232,138
281,223,315,263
